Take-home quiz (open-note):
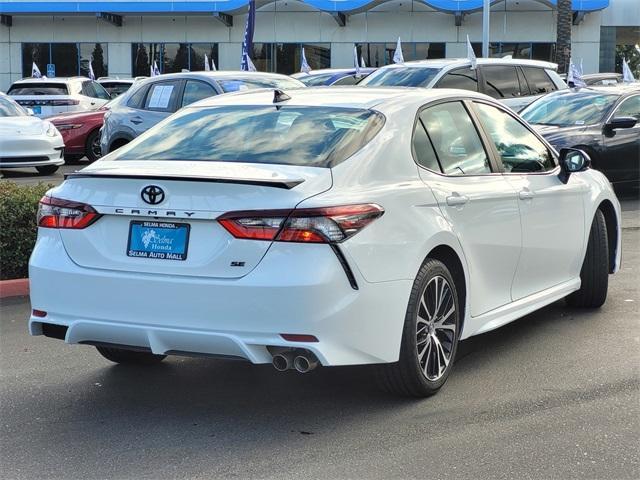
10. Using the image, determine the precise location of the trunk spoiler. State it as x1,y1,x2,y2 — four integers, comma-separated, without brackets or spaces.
64,172,305,190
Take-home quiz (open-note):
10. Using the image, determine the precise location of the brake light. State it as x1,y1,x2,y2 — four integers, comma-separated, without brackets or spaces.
37,196,101,229
218,204,384,243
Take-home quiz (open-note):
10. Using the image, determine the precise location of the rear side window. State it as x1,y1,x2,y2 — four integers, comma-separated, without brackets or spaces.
110,106,385,168
435,67,478,92
412,120,440,172
143,80,182,112
181,80,216,107
522,67,557,95
481,66,521,99
7,83,69,95
419,102,491,175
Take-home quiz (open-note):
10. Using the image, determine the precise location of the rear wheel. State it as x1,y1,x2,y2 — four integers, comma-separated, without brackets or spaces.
376,259,461,397
96,346,166,365
85,129,102,163
35,165,59,175
566,209,609,308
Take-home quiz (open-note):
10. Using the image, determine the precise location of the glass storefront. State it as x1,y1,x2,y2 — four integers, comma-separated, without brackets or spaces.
21,43,108,78
251,43,331,74
356,43,446,67
599,26,640,75
131,43,220,76
471,42,556,62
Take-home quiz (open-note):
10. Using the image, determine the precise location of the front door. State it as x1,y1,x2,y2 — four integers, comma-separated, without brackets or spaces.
471,101,586,300
602,94,640,184
415,100,522,318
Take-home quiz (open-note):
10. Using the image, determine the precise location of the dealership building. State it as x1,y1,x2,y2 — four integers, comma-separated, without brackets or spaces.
0,0,638,91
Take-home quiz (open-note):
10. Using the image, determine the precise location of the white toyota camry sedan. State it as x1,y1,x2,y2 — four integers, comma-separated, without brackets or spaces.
29,87,621,397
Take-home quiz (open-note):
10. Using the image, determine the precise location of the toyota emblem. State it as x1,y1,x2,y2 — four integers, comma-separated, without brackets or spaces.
141,185,165,205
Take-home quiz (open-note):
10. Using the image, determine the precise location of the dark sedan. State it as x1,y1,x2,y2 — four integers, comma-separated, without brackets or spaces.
521,86,640,187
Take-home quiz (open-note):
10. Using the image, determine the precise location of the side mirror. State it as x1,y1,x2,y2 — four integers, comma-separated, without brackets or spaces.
26,108,35,116
606,116,637,131
559,148,590,183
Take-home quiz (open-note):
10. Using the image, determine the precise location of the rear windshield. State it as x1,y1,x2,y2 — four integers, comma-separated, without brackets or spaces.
7,83,69,95
217,77,304,93
110,105,385,168
360,67,440,87
521,91,619,127
297,73,338,86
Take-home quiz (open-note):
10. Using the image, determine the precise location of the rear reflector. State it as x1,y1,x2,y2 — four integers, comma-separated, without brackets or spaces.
218,204,384,244
37,196,101,229
32,309,47,318
280,334,319,343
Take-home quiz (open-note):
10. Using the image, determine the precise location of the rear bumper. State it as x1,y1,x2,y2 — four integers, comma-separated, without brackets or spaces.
29,229,411,366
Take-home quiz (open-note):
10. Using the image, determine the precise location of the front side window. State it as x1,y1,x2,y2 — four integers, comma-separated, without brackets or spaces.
419,102,491,175
360,67,440,87
435,67,478,92
91,81,112,100
614,95,640,121
143,81,182,112
126,84,149,109
475,102,555,173
481,66,521,98
110,106,385,168
181,80,216,107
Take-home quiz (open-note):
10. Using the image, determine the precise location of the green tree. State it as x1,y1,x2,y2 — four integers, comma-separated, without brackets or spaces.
134,44,149,77
616,45,640,77
91,43,106,78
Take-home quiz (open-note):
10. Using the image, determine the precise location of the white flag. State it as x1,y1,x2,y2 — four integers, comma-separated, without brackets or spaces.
151,60,160,77
567,58,586,88
245,53,257,72
211,56,217,71
204,53,211,71
393,37,404,64
354,45,361,78
32,62,42,78
360,55,366,68
467,35,477,70
300,47,311,74
88,58,95,80
622,58,636,83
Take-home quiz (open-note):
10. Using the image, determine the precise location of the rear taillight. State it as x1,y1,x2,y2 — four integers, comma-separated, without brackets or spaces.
54,123,82,130
218,204,384,243
37,196,101,229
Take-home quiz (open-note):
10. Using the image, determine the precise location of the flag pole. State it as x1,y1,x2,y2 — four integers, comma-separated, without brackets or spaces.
482,0,490,58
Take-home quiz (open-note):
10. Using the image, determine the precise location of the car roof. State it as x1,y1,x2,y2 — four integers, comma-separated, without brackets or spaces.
374,57,558,71
292,68,376,78
140,71,302,82
12,76,89,84
186,86,493,111
540,84,640,98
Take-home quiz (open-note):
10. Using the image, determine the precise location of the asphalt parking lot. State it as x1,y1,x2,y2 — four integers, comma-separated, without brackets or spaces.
1,163,84,187
1,193,638,480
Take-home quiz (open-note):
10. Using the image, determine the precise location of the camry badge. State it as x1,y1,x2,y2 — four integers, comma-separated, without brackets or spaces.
141,185,165,205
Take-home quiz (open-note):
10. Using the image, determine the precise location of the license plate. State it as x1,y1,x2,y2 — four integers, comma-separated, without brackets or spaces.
127,221,190,261
32,106,41,114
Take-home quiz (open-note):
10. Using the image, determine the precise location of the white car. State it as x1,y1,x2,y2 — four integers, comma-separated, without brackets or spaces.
359,58,567,112
28,87,621,397
0,93,64,175
7,77,111,117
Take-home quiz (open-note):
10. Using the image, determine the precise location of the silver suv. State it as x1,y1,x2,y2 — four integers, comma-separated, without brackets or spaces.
360,58,567,112
100,71,305,155
7,77,111,117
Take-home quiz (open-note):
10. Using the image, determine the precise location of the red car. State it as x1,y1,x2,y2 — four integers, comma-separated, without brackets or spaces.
48,108,106,163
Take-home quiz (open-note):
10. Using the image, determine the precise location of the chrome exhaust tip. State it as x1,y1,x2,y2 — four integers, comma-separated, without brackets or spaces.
293,354,318,373
272,352,294,371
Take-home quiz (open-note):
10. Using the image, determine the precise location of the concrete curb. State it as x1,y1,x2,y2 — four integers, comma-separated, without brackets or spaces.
0,278,29,299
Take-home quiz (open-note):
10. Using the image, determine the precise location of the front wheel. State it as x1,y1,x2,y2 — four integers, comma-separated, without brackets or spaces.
566,209,609,308
35,165,59,175
96,346,166,365
376,259,461,397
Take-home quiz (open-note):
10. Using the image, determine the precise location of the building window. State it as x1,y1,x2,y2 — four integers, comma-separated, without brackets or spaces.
21,43,108,78
471,43,555,62
356,43,446,67
131,43,219,76
250,43,330,74
600,26,640,76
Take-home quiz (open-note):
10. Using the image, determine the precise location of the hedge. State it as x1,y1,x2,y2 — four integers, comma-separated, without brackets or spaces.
0,182,52,280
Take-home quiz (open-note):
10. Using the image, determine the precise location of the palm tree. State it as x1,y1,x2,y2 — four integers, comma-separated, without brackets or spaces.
555,0,572,74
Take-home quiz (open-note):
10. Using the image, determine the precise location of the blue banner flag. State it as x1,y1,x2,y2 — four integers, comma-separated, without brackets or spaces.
240,0,256,71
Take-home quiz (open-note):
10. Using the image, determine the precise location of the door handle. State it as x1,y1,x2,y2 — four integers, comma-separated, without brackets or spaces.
446,193,469,207
519,189,535,200
130,117,143,125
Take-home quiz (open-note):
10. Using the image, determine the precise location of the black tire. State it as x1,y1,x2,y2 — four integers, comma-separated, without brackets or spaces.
566,209,609,308
35,165,59,175
376,259,461,397
96,346,166,365
64,154,84,164
85,129,102,163
109,139,129,154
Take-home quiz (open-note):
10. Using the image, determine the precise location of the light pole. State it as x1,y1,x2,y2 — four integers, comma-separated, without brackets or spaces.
482,0,490,58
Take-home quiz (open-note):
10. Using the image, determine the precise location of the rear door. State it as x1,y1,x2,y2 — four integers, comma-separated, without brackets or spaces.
415,99,522,318
602,94,640,184
471,100,586,299
480,65,527,110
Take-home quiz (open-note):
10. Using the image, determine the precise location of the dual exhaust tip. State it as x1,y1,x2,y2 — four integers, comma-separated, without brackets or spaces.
272,350,319,373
